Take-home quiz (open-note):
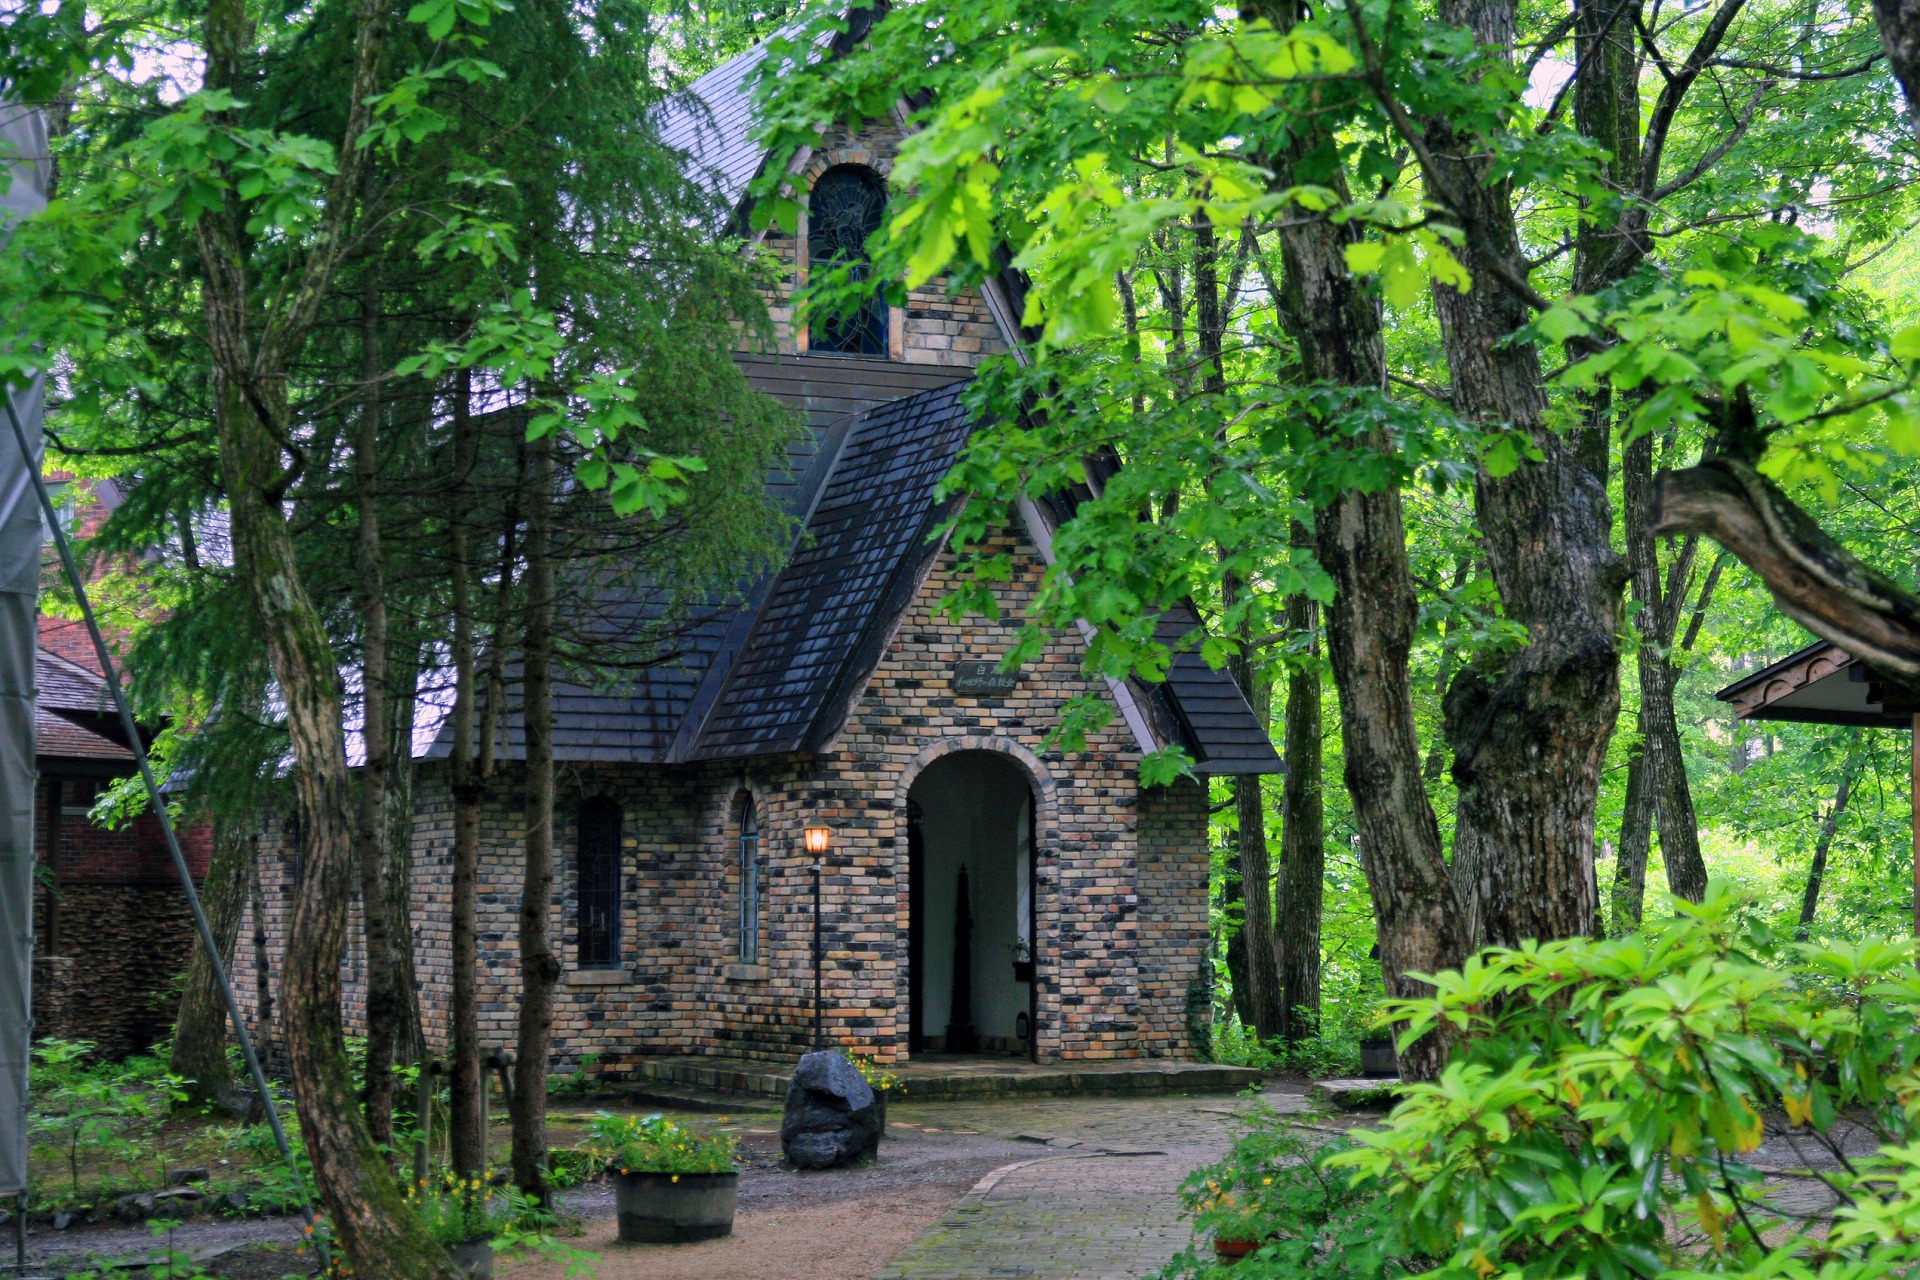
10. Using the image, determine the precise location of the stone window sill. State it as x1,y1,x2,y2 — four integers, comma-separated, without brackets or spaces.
566,968,632,987
724,963,769,983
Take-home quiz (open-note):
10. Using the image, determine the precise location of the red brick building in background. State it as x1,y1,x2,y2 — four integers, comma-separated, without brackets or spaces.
31,476,211,1059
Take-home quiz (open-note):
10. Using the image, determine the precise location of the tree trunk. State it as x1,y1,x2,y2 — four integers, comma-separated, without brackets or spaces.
170,815,250,1106
1225,586,1282,1041
195,0,460,1264
1424,0,1622,949
386,638,426,1067
511,430,561,1202
1874,0,1920,135
1611,749,1652,932
354,270,401,1149
1275,566,1323,1044
249,827,275,1070
447,371,486,1177
1797,770,1855,940
1622,431,1709,903
1221,866,1255,1035
1244,14,1466,1071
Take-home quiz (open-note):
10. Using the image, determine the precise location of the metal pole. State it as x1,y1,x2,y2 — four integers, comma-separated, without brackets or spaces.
811,860,823,1049
2,394,309,1219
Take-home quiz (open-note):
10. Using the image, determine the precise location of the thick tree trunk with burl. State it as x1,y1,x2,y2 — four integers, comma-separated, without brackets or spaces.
170,816,250,1106
1425,0,1624,949
1651,456,1920,682
1275,573,1324,1043
511,431,561,1202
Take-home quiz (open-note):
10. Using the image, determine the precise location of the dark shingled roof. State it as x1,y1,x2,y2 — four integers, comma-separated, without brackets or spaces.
35,649,135,762
422,355,1281,773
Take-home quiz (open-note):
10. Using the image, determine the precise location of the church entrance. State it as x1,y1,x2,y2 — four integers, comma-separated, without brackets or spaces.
907,751,1036,1059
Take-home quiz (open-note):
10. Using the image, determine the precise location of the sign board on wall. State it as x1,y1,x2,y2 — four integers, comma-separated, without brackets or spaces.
951,660,1020,697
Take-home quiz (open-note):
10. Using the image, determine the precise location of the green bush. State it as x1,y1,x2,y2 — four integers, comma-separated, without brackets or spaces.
30,1039,186,1199
578,1112,735,1175
1155,1115,1425,1279
1325,890,1920,1279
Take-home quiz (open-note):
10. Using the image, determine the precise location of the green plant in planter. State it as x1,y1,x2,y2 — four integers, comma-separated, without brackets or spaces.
851,1055,904,1096
406,1170,508,1245
580,1112,735,1175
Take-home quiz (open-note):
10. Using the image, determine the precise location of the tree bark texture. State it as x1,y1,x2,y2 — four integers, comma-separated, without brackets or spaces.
1874,0,1920,135
1275,575,1324,1044
1797,770,1855,939
1426,0,1623,949
1255,75,1466,1077
447,373,486,1177
355,271,401,1149
1611,749,1652,932
511,431,561,1202
1222,858,1255,1034
385,640,426,1066
1622,431,1709,904
170,815,250,1106
196,0,459,1268
1652,458,1920,683
1225,586,1282,1042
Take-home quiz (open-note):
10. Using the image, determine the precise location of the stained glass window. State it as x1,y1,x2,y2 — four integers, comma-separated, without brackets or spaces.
807,165,889,356
737,796,761,963
577,797,621,969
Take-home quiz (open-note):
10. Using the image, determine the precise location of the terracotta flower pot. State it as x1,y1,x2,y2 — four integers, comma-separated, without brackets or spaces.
612,1169,738,1244
449,1237,493,1278
1214,1237,1259,1263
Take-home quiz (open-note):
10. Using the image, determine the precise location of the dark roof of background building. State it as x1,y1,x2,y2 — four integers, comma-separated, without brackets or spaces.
35,649,135,762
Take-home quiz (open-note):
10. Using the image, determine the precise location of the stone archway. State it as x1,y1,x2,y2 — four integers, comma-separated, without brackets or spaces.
899,741,1054,1060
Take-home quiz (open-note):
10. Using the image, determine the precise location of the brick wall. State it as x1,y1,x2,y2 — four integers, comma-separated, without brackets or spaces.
232,524,1211,1074
30,775,211,1059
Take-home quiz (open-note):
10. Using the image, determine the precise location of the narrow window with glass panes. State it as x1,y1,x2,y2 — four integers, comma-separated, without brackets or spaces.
737,796,760,963
806,165,889,356
577,797,621,969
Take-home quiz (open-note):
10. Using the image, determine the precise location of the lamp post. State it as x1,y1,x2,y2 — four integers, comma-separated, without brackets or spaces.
803,824,831,1050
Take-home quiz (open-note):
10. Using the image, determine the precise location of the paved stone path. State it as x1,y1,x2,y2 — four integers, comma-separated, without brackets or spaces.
878,1088,1311,1280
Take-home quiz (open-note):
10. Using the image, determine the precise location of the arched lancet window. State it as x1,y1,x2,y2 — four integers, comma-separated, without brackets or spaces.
577,797,622,969
807,165,889,356
736,795,761,963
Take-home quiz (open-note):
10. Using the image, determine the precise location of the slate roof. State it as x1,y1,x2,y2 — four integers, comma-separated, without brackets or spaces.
656,40,778,212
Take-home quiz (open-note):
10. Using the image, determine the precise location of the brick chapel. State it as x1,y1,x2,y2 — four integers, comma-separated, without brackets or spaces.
231,21,1283,1073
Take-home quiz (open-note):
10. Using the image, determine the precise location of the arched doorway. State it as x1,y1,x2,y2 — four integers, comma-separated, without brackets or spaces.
907,751,1036,1059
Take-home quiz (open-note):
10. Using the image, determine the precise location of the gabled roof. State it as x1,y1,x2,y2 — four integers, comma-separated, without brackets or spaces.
35,648,135,762
1716,639,1915,728
423,355,1282,773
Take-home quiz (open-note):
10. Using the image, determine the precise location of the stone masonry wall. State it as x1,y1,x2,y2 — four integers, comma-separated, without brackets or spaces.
229,528,1213,1074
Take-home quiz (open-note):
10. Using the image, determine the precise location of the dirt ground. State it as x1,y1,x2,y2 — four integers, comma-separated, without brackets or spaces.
20,1108,1030,1280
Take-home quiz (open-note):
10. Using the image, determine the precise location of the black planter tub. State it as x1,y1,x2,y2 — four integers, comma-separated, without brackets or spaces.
612,1169,739,1243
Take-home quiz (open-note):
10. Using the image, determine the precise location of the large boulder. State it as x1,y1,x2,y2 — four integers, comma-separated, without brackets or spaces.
781,1050,881,1170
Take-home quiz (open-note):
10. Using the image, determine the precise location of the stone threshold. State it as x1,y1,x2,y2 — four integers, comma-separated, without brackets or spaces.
618,1054,1264,1102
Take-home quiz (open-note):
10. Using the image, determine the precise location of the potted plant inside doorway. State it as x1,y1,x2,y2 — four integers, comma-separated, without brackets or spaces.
585,1112,738,1244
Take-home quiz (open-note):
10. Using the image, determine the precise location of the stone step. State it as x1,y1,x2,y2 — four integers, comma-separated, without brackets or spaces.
625,1056,1264,1102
